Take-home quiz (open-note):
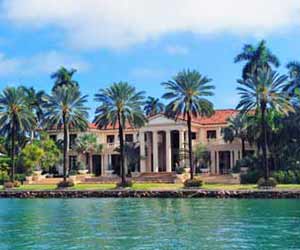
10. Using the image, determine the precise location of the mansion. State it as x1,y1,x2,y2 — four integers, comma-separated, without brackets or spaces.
47,109,254,176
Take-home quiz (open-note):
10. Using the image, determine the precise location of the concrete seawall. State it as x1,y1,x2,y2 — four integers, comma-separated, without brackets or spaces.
1,189,300,198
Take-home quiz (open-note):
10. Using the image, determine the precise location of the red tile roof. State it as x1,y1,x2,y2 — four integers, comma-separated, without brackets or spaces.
88,109,238,130
190,109,238,125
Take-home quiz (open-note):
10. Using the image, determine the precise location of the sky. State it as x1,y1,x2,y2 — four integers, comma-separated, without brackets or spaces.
1,0,300,118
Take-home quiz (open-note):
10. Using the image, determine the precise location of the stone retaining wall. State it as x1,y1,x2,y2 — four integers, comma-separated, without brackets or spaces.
1,189,300,198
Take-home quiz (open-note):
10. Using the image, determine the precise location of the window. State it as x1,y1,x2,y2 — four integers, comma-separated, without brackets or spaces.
49,135,57,142
69,156,77,170
107,135,115,143
207,130,217,140
125,134,134,142
191,132,197,140
69,134,77,149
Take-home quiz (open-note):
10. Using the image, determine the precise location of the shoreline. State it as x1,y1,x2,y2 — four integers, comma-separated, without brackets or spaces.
1,189,300,199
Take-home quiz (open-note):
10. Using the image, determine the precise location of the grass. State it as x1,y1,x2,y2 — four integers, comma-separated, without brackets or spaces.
1,183,300,191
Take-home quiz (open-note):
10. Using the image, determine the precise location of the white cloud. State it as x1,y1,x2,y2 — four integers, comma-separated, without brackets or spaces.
0,51,90,76
2,0,300,50
166,45,189,56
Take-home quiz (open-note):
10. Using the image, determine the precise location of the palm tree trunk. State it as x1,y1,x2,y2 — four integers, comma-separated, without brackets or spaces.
10,118,16,182
241,138,246,158
118,112,126,185
261,104,269,179
187,112,194,180
63,114,69,182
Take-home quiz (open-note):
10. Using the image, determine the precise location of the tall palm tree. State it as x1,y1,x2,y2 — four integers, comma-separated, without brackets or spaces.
162,69,214,179
21,86,46,140
75,133,103,172
235,40,280,79
42,86,89,181
94,82,146,185
144,96,165,116
222,113,249,158
0,87,36,181
51,67,78,91
236,67,294,179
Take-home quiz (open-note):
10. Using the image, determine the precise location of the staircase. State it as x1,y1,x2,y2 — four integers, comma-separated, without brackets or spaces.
134,172,177,183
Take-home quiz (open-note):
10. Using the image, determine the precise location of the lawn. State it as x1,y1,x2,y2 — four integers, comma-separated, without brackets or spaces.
1,183,300,191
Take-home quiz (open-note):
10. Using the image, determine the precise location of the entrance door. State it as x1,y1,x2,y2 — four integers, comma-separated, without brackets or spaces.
219,151,231,174
92,155,102,176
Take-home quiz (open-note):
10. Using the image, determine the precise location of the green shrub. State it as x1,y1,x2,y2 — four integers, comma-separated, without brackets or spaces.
284,170,297,184
272,170,300,184
117,180,133,188
15,174,26,183
257,177,277,188
0,171,9,185
57,180,75,188
184,178,203,188
175,166,185,174
240,170,262,184
272,170,285,184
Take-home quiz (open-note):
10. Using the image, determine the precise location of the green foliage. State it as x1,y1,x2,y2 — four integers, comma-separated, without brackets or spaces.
175,166,185,174
257,177,277,188
272,170,300,184
20,143,44,171
51,67,78,91
144,96,164,116
233,156,255,173
75,133,103,155
240,169,262,184
184,178,203,188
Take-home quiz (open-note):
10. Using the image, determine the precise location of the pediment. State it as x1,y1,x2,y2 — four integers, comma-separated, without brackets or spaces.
147,114,184,126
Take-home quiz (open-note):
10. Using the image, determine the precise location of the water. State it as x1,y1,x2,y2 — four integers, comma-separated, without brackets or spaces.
0,199,300,250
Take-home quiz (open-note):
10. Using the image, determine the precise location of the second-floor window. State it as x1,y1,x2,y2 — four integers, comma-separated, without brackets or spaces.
125,134,134,142
207,130,217,140
107,135,115,143
69,134,77,149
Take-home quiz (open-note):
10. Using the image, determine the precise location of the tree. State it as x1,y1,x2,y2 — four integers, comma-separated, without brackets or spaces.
94,82,146,185
21,86,46,140
222,113,249,158
74,133,103,172
285,61,300,95
236,67,294,179
234,40,280,79
144,96,164,116
20,143,44,173
51,67,78,91
37,133,61,172
0,87,36,181
162,69,214,179
42,86,89,181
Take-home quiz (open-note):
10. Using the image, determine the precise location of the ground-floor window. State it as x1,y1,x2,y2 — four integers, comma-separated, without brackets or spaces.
69,156,77,171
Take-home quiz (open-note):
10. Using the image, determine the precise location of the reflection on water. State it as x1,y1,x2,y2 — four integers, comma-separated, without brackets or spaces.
0,199,300,250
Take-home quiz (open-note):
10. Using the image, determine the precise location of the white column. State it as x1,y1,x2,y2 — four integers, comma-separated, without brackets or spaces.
166,130,172,172
153,131,158,172
216,151,219,174
210,150,215,174
139,131,146,173
179,130,185,166
230,151,234,169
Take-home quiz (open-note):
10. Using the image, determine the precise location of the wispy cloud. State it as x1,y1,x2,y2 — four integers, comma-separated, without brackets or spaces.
2,0,300,50
0,51,90,76
130,68,166,79
165,45,189,55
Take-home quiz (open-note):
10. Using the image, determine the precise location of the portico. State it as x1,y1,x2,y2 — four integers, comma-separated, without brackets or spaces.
139,114,187,173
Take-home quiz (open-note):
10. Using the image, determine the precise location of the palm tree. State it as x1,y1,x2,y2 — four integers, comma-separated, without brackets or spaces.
236,67,294,179
94,82,146,185
51,67,78,91
0,87,36,181
162,69,214,179
222,113,249,158
21,86,46,140
75,133,103,172
285,61,300,94
144,96,165,116
42,86,89,181
234,40,280,79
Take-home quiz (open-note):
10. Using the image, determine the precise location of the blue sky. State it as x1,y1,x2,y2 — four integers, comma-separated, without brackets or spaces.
1,0,300,118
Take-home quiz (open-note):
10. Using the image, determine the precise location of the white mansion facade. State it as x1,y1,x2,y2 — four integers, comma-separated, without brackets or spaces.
47,109,254,176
